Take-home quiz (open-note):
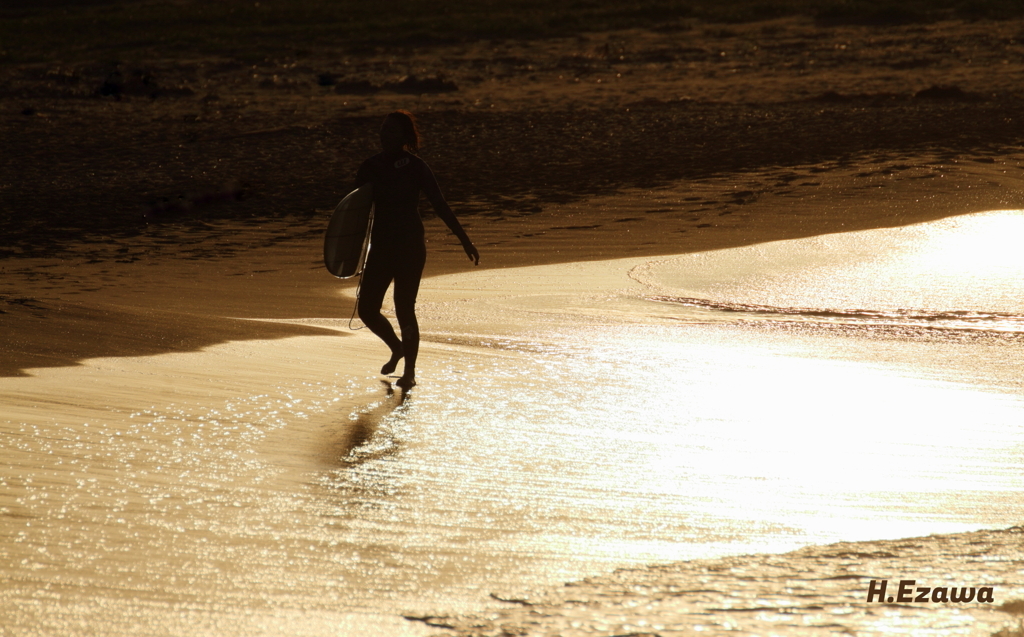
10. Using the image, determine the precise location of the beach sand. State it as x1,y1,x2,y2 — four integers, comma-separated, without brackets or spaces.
3,8,1024,636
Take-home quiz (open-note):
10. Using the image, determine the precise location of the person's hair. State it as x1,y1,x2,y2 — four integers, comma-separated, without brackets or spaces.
385,110,421,153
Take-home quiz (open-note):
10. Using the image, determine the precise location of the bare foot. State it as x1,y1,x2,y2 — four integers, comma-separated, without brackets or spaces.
395,375,416,390
381,346,404,376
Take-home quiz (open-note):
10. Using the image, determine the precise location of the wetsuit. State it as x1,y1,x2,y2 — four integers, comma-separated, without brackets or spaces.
354,149,467,374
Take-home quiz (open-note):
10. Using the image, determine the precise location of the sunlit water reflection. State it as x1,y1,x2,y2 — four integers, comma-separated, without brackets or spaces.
634,209,1024,331
3,210,1023,635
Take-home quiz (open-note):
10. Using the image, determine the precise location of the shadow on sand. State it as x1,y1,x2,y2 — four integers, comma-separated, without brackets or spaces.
0,299,343,377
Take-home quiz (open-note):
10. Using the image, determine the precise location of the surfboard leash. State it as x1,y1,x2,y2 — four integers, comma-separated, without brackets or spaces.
347,208,374,331
347,270,365,331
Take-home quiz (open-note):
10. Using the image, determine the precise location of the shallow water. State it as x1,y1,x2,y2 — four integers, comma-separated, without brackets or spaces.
3,210,1023,636
635,209,1024,332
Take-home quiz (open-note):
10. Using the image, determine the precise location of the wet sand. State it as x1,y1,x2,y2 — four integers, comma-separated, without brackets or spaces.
4,9,1024,637
4,164,1024,636
401,210,1024,636
418,526,1024,636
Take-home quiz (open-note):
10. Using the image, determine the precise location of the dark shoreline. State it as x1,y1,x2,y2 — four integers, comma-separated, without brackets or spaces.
3,0,1022,53
6,8,1024,259
4,96,1023,259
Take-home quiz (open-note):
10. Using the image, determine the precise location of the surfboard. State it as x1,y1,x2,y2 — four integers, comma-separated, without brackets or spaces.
324,184,374,278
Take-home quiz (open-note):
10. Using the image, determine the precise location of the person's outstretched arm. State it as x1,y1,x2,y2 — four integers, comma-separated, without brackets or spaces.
420,162,480,265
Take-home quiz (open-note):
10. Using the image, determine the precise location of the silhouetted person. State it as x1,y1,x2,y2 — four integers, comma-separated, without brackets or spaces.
355,111,479,389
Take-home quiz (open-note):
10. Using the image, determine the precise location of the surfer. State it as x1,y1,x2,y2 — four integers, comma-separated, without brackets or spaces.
354,110,479,389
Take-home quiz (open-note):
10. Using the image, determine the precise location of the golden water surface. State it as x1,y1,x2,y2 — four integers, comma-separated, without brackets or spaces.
3,210,1023,636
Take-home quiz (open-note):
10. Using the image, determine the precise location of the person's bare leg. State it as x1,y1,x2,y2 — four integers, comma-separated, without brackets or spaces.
393,246,424,389
381,345,404,376
361,314,404,375
395,317,417,388
357,263,404,376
